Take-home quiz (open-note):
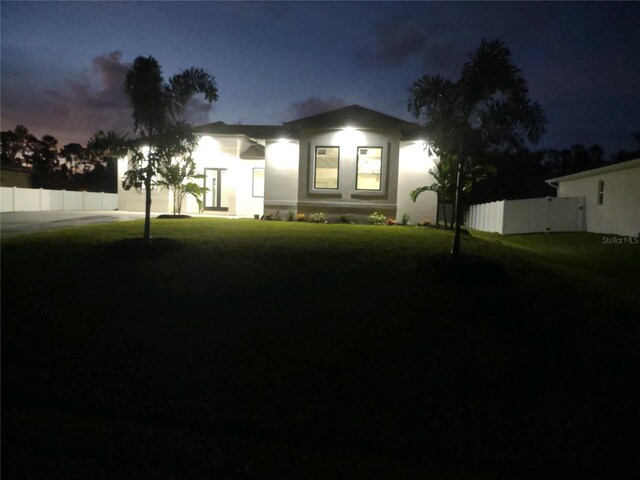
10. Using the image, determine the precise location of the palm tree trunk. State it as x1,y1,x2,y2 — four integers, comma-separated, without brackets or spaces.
144,161,152,243
450,159,463,261
442,201,449,229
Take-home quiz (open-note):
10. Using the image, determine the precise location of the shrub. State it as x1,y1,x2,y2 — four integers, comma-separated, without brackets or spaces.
418,219,432,226
387,218,397,225
368,211,386,225
296,213,305,222
287,209,295,221
340,215,351,224
309,212,326,223
401,213,410,225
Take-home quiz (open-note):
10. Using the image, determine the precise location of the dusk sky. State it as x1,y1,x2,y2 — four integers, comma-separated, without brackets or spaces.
2,1,639,155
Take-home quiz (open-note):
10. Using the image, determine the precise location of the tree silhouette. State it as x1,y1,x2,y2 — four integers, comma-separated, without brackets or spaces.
124,56,218,242
408,39,546,260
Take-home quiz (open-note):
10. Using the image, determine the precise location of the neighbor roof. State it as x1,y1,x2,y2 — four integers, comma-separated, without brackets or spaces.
284,104,418,129
546,158,640,184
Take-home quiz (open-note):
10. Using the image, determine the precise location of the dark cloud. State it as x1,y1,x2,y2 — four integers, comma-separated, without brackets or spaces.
1,51,133,146
287,96,348,120
356,15,426,69
181,97,215,126
420,44,465,78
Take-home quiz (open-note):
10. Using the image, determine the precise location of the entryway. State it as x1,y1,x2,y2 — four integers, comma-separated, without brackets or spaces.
203,168,229,211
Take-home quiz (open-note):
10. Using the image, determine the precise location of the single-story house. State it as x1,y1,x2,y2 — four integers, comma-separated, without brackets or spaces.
545,158,639,237
0,165,33,188
117,105,439,223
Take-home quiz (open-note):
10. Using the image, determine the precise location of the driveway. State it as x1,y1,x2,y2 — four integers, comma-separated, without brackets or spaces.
0,211,146,236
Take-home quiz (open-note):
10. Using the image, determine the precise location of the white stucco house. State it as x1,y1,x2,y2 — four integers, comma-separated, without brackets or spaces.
545,158,640,237
117,105,438,223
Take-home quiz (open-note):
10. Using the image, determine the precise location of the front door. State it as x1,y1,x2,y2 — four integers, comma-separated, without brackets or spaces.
203,168,229,211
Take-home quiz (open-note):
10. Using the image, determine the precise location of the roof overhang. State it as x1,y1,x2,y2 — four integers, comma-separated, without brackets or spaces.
546,158,640,184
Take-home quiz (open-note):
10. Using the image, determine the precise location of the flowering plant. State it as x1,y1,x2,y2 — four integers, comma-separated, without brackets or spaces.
368,212,386,225
309,212,326,223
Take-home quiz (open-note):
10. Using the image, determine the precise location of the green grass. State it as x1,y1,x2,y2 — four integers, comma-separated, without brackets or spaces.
2,219,639,479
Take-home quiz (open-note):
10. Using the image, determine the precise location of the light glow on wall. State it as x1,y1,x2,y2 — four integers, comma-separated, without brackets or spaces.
332,127,366,150
267,139,298,170
195,136,221,157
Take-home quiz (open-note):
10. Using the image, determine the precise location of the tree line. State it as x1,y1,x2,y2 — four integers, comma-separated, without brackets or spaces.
1,125,120,193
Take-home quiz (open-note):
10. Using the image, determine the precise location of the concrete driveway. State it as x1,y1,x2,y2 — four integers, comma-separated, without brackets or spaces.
0,211,146,236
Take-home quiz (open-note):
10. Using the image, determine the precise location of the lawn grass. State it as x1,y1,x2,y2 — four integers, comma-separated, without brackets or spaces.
2,219,639,479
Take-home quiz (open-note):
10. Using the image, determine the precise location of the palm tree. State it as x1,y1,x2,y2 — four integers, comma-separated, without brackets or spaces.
410,156,456,228
157,157,206,216
124,56,218,242
408,39,546,260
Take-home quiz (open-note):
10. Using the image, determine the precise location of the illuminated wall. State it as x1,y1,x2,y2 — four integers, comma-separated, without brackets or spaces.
117,153,172,213
295,128,400,219
397,141,437,224
264,138,300,216
189,135,265,217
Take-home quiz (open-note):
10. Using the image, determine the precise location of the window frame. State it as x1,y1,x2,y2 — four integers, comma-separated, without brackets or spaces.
355,146,383,191
313,146,340,190
252,167,265,198
597,179,604,205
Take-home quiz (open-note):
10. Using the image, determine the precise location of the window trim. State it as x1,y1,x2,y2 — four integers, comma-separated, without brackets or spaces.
313,146,340,190
355,146,383,191
597,179,604,205
252,167,265,198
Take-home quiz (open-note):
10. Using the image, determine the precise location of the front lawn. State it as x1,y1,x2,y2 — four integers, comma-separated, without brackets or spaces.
2,219,638,479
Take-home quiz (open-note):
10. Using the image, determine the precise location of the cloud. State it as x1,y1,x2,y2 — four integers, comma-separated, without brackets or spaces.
1,51,133,146
287,96,348,120
1,51,220,145
355,15,426,69
181,97,215,126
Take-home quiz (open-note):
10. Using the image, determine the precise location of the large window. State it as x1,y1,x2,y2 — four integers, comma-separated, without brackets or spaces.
253,168,265,197
314,147,339,189
356,147,382,190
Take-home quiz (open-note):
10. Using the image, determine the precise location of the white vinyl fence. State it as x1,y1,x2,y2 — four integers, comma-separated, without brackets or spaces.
465,196,585,234
0,186,118,213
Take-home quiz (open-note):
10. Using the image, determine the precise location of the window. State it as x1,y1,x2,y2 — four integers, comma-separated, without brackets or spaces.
314,147,339,189
597,179,604,205
253,168,265,197
356,147,382,190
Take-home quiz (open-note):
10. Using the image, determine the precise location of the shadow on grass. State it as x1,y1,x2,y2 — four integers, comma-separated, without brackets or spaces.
105,237,184,261
416,254,508,287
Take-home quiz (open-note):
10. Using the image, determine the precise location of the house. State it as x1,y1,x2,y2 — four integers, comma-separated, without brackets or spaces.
0,165,33,188
117,105,439,223
545,158,640,237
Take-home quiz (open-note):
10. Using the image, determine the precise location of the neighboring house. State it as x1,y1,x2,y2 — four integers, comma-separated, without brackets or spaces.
0,165,32,188
545,158,639,237
117,105,439,223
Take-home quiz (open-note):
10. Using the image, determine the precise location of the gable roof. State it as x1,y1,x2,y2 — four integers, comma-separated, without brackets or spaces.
193,105,424,140
546,158,640,184
284,104,417,129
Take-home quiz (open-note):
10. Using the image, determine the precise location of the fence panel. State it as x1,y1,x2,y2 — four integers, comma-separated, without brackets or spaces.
1,187,14,212
0,186,117,212
466,196,586,234
465,200,504,233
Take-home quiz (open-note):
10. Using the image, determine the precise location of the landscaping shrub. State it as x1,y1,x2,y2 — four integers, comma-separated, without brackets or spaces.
368,211,386,225
309,212,326,223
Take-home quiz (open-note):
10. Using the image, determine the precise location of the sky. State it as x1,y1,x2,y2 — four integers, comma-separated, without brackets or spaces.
1,1,639,155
